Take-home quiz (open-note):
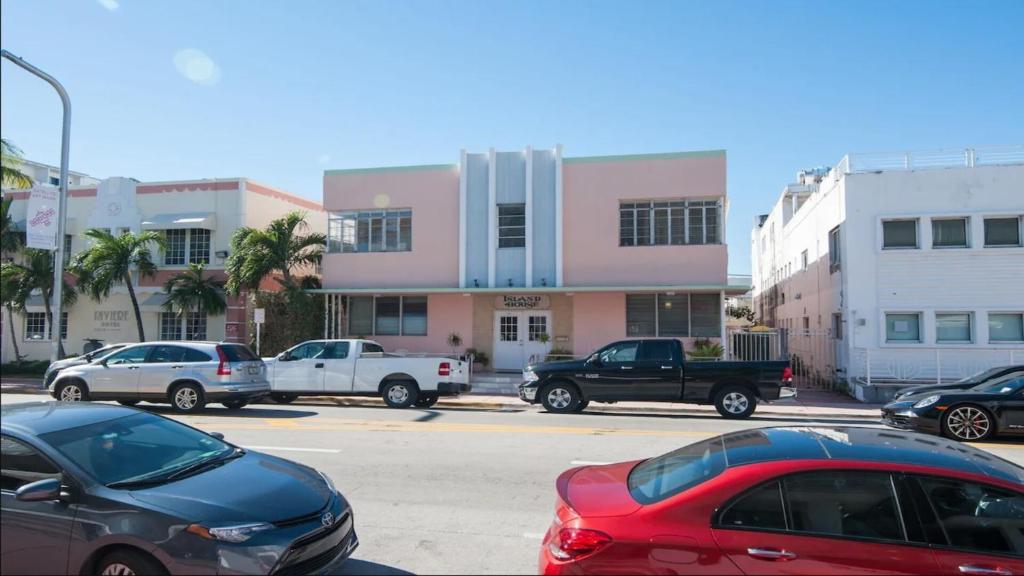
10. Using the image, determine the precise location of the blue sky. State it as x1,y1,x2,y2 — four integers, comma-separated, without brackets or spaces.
2,0,1022,274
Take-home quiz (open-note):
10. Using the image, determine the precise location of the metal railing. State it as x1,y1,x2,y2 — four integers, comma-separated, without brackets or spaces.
853,346,1021,385
830,145,1023,181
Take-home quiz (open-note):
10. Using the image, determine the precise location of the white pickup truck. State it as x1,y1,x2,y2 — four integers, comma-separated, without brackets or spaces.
263,339,471,408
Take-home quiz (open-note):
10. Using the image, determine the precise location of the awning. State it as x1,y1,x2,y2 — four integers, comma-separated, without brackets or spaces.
307,283,751,296
23,294,47,312
140,293,171,310
140,212,216,230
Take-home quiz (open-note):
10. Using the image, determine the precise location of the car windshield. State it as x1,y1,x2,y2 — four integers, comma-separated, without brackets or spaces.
220,344,258,362
39,412,233,487
957,366,1010,384
971,375,1024,394
627,436,727,504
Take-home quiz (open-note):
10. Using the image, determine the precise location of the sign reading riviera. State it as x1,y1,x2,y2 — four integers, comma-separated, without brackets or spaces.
26,186,59,250
496,295,550,310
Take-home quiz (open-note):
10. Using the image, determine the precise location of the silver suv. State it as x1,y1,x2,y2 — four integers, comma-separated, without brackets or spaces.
48,341,270,412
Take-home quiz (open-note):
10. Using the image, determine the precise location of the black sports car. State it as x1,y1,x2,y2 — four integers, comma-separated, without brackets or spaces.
882,372,1024,441
891,364,1024,401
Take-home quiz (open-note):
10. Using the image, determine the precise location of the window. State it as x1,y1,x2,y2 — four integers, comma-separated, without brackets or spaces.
1,436,60,492
402,296,427,336
48,176,60,186
24,313,46,340
719,481,786,531
936,313,972,343
832,313,843,340
528,315,548,342
186,312,207,340
183,348,212,362
690,294,721,337
147,345,187,363
626,294,656,336
105,346,152,365
886,313,922,343
348,297,374,336
784,472,903,541
328,209,412,253
802,316,810,331
289,342,326,360
326,342,350,359
628,436,727,504
498,204,526,248
164,229,186,265
374,297,401,335
361,342,384,354
500,316,518,342
800,250,808,271
639,340,675,362
916,477,1024,555
219,344,258,361
597,341,639,363
932,218,968,248
657,294,689,337
63,234,72,266
347,296,428,336
619,199,721,247
626,294,721,337
989,313,1024,342
882,219,918,249
984,216,1022,247
188,229,210,264
160,312,182,340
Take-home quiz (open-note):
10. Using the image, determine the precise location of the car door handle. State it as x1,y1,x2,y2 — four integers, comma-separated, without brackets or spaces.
959,566,1013,576
127,366,139,370
171,365,184,369
315,363,324,368
620,366,633,370
747,548,796,561
661,365,673,369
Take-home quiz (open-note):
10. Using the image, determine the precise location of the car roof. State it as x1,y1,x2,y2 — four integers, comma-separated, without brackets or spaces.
720,426,1023,485
1,402,139,436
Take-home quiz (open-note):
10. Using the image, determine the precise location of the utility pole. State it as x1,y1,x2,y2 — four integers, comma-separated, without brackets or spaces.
2,49,72,362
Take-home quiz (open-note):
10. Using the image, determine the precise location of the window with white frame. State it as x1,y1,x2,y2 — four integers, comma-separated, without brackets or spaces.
828,226,841,272
984,216,1022,247
63,234,73,266
186,312,207,340
619,200,721,247
189,229,210,264
498,204,526,248
931,217,968,248
24,313,46,340
164,230,186,265
346,296,428,336
625,293,720,337
885,312,921,343
936,312,972,343
988,313,1024,343
882,219,918,249
328,209,412,253
160,312,182,340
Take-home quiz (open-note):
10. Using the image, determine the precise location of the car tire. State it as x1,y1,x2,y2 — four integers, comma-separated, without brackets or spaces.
222,400,248,410
117,400,140,406
414,394,439,408
169,382,206,413
714,385,757,419
96,549,167,576
572,400,590,413
55,380,89,403
540,382,581,414
382,381,419,408
942,404,994,442
271,393,297,404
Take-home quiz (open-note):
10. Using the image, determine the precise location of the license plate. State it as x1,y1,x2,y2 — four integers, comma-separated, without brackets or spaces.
247,366,260,375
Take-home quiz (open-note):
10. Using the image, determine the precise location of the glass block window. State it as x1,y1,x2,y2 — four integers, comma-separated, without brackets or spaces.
164,230,187,265
160,312,182,340
189,229,211,264
498,204,526,248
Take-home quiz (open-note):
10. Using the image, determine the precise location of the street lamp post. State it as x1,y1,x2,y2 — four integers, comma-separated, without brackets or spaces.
1,49,72,362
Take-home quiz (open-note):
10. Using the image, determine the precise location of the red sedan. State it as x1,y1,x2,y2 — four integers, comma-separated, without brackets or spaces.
540,426,1024,575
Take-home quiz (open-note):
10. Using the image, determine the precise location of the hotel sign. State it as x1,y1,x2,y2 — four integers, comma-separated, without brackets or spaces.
496,295,550,310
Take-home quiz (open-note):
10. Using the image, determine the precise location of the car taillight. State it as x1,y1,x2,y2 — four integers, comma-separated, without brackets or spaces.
438,362,451,377
548,528,612,561
782,366,793,382
215,346,232,376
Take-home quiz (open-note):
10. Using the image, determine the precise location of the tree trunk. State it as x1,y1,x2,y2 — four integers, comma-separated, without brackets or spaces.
126,273,146,341
281,267,292,290
6,305,21,361
41,289,65,358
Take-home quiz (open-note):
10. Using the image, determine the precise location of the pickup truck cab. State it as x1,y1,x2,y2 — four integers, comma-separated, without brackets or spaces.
518,338,794,418
264,339,471,408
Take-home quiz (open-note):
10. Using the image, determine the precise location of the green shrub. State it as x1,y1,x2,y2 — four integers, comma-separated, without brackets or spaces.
465,348,489,367
546,347,574,362
0,360,50,376
251,288,324,357
688,338,723,361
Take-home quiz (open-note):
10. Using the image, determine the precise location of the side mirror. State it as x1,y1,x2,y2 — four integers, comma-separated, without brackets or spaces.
100,358,109,367
209,432,225,440
15,477,62,502
586,354,602,367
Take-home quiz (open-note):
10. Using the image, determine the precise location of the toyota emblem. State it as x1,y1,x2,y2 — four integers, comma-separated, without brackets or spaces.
321,512,334,527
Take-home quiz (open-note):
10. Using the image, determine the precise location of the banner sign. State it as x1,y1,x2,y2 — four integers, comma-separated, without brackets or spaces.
495,295,550,310
26,186,59,250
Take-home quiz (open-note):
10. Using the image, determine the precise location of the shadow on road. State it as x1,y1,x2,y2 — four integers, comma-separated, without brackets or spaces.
136,404,319,419
566,409,878,426
330,559,414,576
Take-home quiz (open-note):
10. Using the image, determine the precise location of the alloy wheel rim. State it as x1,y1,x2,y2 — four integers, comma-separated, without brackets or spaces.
175,388,198,409
723,392,749,414
60,385,82,402
388,385,409,403
547,388,571,409
101,563,135,576
947,407,990,440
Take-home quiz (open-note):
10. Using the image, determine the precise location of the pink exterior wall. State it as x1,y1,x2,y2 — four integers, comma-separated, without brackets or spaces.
362,293,473,353
321,167,460,288
571,292,626,356
563,154,728,287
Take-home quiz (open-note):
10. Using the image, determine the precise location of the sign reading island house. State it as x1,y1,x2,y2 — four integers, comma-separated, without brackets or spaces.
496,295,550,310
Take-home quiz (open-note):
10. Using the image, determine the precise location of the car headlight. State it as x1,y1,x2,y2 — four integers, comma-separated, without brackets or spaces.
318,469,336,493
187,522,273,543
913,395,941,408
523,370,538,382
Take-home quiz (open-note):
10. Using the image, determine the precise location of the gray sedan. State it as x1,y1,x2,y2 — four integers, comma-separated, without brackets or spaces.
1,402,357,575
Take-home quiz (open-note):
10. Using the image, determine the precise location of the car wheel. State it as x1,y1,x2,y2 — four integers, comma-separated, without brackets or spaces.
271,393,297,404
55,381,89,402
714,385,757,419
222,400,248,410
572,400,590,413
414,394,439,408
942,405,994,442
170,383,206,413
117,400,140,406
382,381,419,408
540,383,581,414
96,549,167,576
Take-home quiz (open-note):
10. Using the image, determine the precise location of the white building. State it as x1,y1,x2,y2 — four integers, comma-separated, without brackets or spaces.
752,145,1024,401
8,158,100,188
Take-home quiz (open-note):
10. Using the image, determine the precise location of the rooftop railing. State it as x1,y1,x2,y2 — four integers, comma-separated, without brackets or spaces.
830,144,1023,181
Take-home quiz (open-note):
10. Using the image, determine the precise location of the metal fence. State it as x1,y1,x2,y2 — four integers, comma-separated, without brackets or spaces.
727,328,838,390
850,347,1021,385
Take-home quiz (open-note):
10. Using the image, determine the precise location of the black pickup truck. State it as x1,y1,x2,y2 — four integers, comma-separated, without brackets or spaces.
518,338,794,418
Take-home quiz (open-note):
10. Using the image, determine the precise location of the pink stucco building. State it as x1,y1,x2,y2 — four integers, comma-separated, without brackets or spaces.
317,147,747,371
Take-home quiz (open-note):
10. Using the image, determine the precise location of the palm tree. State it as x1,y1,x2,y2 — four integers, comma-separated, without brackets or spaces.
225,211,325,294
1,249,77,357
1,139,33,189
1,265,25,362
162,263,227,339
1,195,23,255
71,229,165,341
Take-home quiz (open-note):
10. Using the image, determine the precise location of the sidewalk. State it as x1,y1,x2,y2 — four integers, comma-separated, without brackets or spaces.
1,376,882,419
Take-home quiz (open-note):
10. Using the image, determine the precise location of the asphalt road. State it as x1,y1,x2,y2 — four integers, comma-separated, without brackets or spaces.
2,392,1022,575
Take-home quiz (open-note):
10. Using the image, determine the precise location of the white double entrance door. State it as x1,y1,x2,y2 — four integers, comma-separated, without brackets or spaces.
493,311,553,371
